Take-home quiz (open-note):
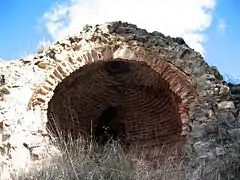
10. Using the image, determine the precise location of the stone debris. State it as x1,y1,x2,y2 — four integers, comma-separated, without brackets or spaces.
218,101,235,109
0,21,239,179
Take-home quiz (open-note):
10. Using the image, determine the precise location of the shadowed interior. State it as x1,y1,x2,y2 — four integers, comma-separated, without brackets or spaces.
46,58,184,148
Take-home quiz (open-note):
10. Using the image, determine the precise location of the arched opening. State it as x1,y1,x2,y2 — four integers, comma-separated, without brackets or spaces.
46,58,183,149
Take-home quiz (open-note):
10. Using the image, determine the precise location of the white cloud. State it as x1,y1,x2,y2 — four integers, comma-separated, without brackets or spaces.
42,0,216,55
217,19,227,35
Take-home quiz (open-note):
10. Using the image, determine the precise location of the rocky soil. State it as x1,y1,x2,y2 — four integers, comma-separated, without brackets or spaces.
0,21,240,179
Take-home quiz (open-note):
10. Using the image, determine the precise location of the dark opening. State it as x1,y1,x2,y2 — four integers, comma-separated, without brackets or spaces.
105,59,130,76
93,106,127,145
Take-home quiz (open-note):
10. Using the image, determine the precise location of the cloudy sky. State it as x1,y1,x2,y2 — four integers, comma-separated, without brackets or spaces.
0,0,239,81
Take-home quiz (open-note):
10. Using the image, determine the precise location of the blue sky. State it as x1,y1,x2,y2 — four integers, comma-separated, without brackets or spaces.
205,0,240,81
0,1,52,58
0,0,239,81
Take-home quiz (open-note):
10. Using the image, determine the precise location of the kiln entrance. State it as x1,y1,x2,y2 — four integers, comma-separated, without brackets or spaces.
46,59,183,148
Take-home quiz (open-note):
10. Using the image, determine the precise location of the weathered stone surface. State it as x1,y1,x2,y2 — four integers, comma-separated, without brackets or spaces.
218,101,235,109
0,60,49,179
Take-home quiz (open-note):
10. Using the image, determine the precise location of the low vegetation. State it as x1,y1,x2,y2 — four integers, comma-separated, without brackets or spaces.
10,130,240,180
10,107,240,180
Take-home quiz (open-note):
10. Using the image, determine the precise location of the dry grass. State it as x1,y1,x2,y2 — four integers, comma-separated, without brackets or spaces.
10,133,186,180
8,113,240,180
10,131,240,180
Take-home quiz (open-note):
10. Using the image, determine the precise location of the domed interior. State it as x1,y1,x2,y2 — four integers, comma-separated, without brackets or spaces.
46,58,184,148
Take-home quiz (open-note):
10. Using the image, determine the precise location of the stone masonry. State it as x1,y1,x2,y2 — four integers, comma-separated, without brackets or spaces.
0,21,240,179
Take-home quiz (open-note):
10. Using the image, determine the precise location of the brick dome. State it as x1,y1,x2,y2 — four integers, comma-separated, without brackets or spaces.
46,58,184,148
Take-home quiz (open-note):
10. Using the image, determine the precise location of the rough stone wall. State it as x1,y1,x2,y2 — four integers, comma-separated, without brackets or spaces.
225,82,240,110
0,21,240,179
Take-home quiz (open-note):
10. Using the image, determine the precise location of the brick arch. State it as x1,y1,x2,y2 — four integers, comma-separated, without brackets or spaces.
47,58,182,148
27,45,198,146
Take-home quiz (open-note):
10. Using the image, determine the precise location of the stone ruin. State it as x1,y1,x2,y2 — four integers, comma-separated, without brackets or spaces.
1,21,240,179
29,45,198,150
